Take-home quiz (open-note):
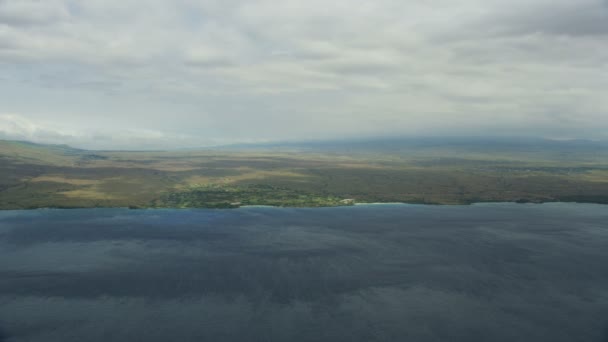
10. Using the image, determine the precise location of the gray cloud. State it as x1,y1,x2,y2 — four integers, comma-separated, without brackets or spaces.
492,0,608,37
0,0,607,148
0,0,71,27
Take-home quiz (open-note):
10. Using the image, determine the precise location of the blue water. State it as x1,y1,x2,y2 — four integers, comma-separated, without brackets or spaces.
0,203,607,341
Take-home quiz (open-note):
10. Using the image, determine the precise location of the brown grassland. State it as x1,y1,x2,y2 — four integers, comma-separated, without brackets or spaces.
1,140,608,209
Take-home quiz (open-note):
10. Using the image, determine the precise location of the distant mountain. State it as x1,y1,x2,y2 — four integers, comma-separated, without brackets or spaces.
214,136,608,162
3,136,608,161
0,140,80,164
0,140,106,166
219,136,607,150
0,139,83,152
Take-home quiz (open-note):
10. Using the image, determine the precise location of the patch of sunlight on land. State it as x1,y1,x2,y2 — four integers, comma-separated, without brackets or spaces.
581,170,608,183
182,175,218,186
57,177,135,201
84,159,201,172
145,164,201,172
60,189,119,200
30,176,101,186
184,170,313,188
335,162,401,169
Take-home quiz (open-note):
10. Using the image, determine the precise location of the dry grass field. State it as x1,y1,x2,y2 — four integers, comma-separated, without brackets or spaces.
1,139,608,209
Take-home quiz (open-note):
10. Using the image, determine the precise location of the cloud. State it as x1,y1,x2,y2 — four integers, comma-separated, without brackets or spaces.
0,0,71,27
0,113,221,150
0,113,76,142
486,0,608,37
0,0,607,148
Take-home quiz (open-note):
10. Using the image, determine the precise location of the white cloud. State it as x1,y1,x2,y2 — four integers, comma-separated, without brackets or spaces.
0,113,76,141
0,113,224,150
0,0,607,148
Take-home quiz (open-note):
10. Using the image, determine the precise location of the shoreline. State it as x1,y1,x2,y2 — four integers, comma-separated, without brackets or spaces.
1,199,607,211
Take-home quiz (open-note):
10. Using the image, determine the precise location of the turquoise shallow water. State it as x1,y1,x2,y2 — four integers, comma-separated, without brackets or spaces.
0,203,607,342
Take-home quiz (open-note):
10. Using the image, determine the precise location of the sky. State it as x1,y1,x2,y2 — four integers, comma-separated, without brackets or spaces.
0,0,607,149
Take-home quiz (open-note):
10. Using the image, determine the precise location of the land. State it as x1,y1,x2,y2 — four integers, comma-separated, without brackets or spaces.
1,138,608,209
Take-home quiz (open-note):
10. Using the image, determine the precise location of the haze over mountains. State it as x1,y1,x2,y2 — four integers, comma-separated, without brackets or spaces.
218,136,608,155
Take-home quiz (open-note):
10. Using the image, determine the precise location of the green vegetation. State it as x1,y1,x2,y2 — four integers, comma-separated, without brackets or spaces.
157,184,348,208
1,139,608,209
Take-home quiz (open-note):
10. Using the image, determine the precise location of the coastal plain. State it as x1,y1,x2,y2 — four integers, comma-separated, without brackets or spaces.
1,139,608,209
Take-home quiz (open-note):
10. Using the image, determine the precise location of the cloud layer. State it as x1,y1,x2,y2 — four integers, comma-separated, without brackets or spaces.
1,0,607,148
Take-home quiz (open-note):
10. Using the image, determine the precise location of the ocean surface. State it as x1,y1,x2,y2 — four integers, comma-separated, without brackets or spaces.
0,203,607,342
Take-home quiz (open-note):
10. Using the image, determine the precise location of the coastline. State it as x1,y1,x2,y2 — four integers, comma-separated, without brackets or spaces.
1,199,607,211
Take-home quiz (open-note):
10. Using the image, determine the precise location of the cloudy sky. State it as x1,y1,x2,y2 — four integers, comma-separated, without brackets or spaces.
0,0,607,149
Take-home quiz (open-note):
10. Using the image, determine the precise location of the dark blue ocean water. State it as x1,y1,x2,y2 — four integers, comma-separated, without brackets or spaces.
0,203,607,342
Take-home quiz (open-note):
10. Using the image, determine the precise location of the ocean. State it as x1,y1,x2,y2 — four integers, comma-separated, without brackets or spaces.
0,203,607,341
